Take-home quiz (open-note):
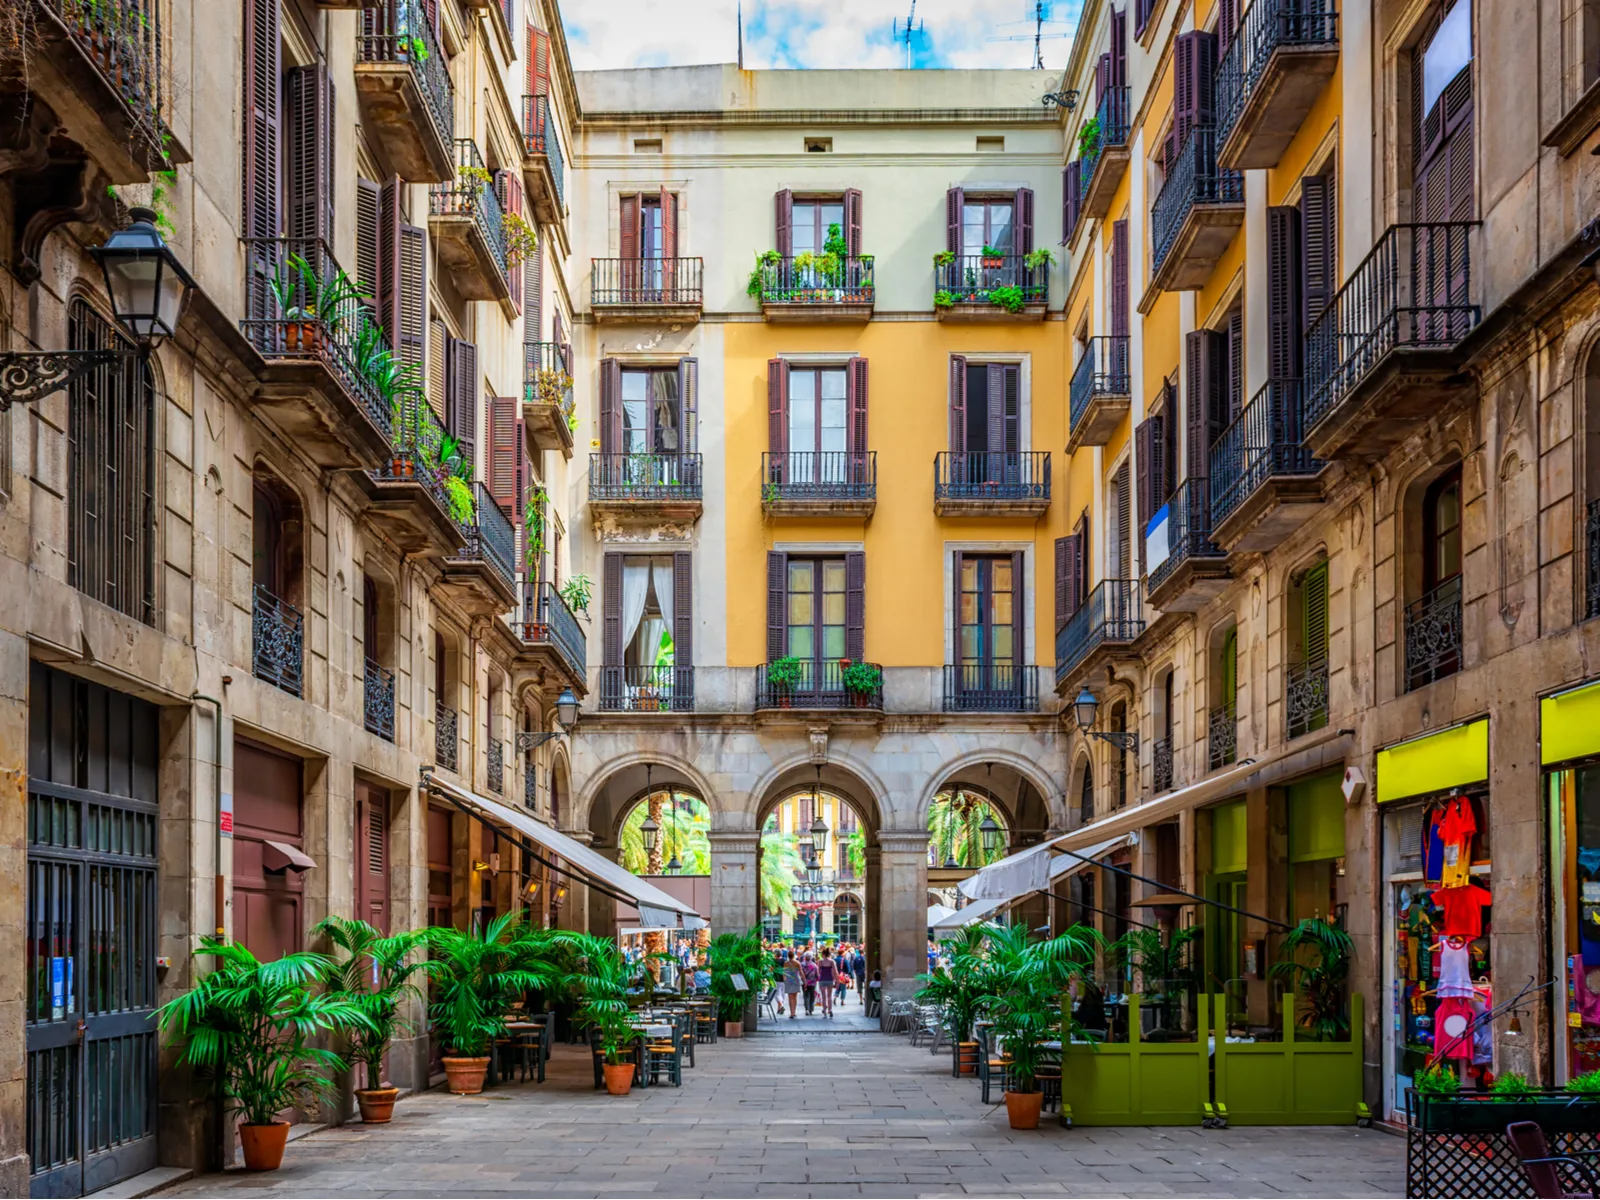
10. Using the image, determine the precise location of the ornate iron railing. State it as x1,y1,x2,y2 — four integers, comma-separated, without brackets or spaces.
240,237,392,438
518,581,587,681
525,757,538,809
458,482,516,591
1055,579,1144,684
756,256,875,305
522,93,565,208
1151,128,1244,274
435,702,458,772
358,0,453,150
1588,499,1600,620
1080,85,1131,183
589,453,703,502
1070,336,1132,436
487,738,504,794
524,341,574,421
252,584,303,697
599,665,694,712
942,664,1039,712
591,257,703,306
756,659,883,711
43,0,167,125
934,254,1048,308
1217,0,1340,148
1148,477,1224,593
371,390,459,524
430,138,507,278
1303,222,1479,433
1286,659,1329,739
1209,378,1322,527
934,451,1051,501
365,658,396,741
1404,576,1462,692
1152,735,1174,794
1207,704,1237,770
762,451,876,499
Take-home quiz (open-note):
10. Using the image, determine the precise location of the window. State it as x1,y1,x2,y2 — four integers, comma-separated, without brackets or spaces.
1405,466,1464,691
1424,468,1463,590
618,555,678,669
961,198,1014,256
833,896,862,941
958,555,1017,673
787,558,848,665
952,360,1020,455
640,195,664,259
804,137,833,153
621,367,680,454
1413,0,1474,222
788,367,848,477
791,200,845,256
633,139,662,153
1079,758,1095,824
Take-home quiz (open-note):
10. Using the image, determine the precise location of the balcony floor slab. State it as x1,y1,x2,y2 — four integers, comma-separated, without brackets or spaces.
1218,45,1340,171
1146,555,1232,614
1067,394,1131,453
935,302,1048,323
1083,146,1131,219
1212,470,1328,554
1305,350,1474,463
353,63,453,182
1141,204,1246,310
934,497,1051,519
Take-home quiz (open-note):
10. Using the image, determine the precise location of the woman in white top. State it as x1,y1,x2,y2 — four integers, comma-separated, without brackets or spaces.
781,952,803,1018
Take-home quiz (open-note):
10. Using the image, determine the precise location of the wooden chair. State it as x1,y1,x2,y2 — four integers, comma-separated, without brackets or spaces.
646,1036,682,1087
1507,1121,1600,1198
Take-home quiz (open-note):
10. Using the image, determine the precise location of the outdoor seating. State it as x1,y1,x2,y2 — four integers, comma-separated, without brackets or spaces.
759,985,780,1022
1507,1120,1600,1198
883,1000,914,1034
695,1010,718,1044
646,1035,682,1087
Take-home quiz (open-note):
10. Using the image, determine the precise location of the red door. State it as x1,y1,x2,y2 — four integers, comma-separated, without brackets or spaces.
355,782,390,934
234,739,305,962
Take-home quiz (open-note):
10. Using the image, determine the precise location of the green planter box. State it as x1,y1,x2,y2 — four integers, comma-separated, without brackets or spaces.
1410,1089,1600,1135
1212,993,1366,1126
1406,1089,1600,1198
1060,994,1213,1127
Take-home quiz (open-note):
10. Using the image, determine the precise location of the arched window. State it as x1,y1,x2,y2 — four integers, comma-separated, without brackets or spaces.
1406,465,1464,690
251,471,305,697
1079,758,1094,825
1208,624,1239,770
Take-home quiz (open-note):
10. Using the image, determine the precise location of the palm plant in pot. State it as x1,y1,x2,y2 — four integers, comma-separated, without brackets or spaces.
915,924,993,1075
708,926,766,1037
1269,917,1354,1040
155,938,372,1171
314,917,436,1123
555,931,643,1094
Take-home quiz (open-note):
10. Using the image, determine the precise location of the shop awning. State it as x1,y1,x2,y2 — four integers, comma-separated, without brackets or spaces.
927,903,958,926
956,832,1130,903
422,772,703,930
959,724,1349,901
935,842,1128,933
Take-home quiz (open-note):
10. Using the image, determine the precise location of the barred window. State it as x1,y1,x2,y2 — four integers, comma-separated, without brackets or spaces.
68,300,157,625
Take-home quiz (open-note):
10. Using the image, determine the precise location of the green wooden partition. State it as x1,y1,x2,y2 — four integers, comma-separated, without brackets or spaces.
1211,993,1368,1125
1060,995,1213,1127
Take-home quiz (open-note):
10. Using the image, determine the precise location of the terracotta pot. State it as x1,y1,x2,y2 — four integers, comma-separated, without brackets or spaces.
602,1062,635,1095
982,256,1004,269
1005,1089,1044,1130
723,1020,743,1039
356,1087,399,1123
956,1042,979,1076
239,1121,290,1171
442,1056,490,1095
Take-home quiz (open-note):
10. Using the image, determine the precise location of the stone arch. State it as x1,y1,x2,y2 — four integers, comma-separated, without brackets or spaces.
548,746,572,828
1069,748,1095,827
573,750,719,837
748,754,890,834
913,748,1068,833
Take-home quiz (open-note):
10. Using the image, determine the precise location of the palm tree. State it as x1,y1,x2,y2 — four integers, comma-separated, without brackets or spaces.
841,826,867,879
1270,917,1354,1040
759,820,804,920
425,911,558,1058
977,921,1101,1093
314,917,436,1091
928,790,1006,868
619,792,711,875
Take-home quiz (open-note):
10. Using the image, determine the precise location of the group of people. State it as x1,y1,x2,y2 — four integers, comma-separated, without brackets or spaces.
770,943,870,1018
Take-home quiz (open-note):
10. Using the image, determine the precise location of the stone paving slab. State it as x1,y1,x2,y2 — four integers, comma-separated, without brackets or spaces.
159,1031,1405,1198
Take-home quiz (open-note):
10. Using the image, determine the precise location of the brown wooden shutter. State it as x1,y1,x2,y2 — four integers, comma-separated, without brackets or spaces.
1074,513,1090,607
847,356,868,458
487,395,520,516
1185,329,1208,479
1135,415,1155,543
1227,310,1244,420
377,176,403,347
775,189,793,256
602,552,623,683
1111,5,1127,86
767,358,789,460
428,318,447,421
1267,205,1304,381
503,171,525,315
986,363,1006,460
1173,32,1217,151
660,187,678,259
767,552,788,661
285,64,334,245
619,194,639,260
678,357,698,454
356,179,380,309
1063,163,1080,243
599,357,621,455
672,551,693,670
1218,0,1238,56
525,237,544,340
845,551,866,662
448,338,478,470
356,787,389,935
397,224,426,371
1111,218,1129,339
1058,534,1082,624
948,355,967,452
844,188,863,257
946,187,964,254
1015,187,1034,253
1150,411,1168,505
1299,175,1336,332
1135,0,1152,38
528,26,551,96
1114,461,1132,578
1096,52,1111,105
242,0,280,244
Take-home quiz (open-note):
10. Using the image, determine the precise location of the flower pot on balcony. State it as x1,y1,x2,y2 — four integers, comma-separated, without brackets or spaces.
982,256,1005,269
390,457,415,479
356,1087,399,1123
848,692,870,708
239,1121,291,1170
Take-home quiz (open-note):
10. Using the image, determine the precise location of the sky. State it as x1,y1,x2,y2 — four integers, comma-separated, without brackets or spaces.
560,0,1085,73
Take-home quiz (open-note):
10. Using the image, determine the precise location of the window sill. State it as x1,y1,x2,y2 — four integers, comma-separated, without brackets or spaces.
1544,76,1600,157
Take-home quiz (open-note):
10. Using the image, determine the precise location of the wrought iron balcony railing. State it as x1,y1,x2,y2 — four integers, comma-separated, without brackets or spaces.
934,452,1051,502
1081,85,1131,182
43,0,167,125
1209,378,1322,528
518,581,587,681
525,757,538,809
487,737,504,794
241,237,392,438
371,390,459,523
1588,499,1600,621
1148,477,1225,594
1208,705,1237,770
942,664,1039,713
522,93,565,208
430,138,507,277
458,481,516,590
358,0,454,149
1152,735,1174,794
1151,128,1244,274
756,256,875,305
1217,0,1339,148
1070,336,1131,435
589,453,703,502
524,340,574,416
762,452,876,499
591,257,704,307
599,665,694,712
1404,576,1462,692
756,659,883,711
1286,659,1329,740
1303,222,1479,433
365,658,396,741
934,254,1048,308
435,702,458,772
1055,579,1144,684
252,584,304,698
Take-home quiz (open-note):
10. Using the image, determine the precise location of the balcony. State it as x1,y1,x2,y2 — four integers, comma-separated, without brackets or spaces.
1080,86,1132,220
487,738,504,795
599,665,694,713
365,659,396,742
522,94,565,224
358,392,467,557
1146,477,1230,613
1404,577,1462,693
761,452,876,519
588,454,703,525
1302,222,1479,461
942,665,1040,713
1068,337,1132,452
934,255,1048,322
755,256,875,323
756,659,884,716
429,139,511,304
439,483,518,616
591,258,703,323
355,0,454,182
1217,0,1340,171
1145,129,1245,304
933,452,1051,518
1286,659,1329,740
1055,579,1144,691
1207,705,1237,770
1208,378,1325,553
435,703,459,772
252,584,304,698
1152,736,1174,794
241,238,393,470
523,342,575,459
515,582,588,692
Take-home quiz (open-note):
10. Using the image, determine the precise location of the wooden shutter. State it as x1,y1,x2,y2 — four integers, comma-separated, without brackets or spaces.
619,194,639,260
1303,560,1329,665
428,318,447,421
1173,32,1217,152
357,788,389,934
527,26,551,96
767,358,789,458
1111,7,1127,87
1096,53,1111,105
660,187,678,259
1058,534,1082,623
946,187,964,254
1227,310,1244,420
845,551,866,662
285,64,334,245
767,552,788,661
1114,461,1131,579
1267,205,1304,381
847,357,869,457
775,189,793,256
1151,411,1169,504
602,552,623,684
599,358,622,455
1135,0,1152,38
378,176,404,348
1015,187,1034,253
986,363,1006,461
487,395,520,516
242,0,280,244
1222,626,1238,711
1218,0,1238,57
672,551,693,670
948,355,967,452
1135,417,1155,534
525,239,543,341
1185,329,1209,479
1111,218,1129,339
356,179,380,310
844,189,863,257
1299,175,1336,333
503,171,525,315
448,338,478,470
1063,162,1081,243
678,357,698,454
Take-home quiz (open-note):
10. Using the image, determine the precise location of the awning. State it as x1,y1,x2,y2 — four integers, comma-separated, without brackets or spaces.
422,772,701,929
959,724,1349,901
927,903,957,927
262,840,315,873
956,833,1129,903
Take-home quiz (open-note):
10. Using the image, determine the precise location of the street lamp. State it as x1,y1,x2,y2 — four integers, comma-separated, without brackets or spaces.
979,813,1003,857
1072,686,1139,752
1,208,196,409
808,765,830,857
640,815,659,854
517,686,580,754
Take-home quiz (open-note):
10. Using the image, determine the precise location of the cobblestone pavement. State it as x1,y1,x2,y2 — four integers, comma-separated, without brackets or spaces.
163,1032,1406,1198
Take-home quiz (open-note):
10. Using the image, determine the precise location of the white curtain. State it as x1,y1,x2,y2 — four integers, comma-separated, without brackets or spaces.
621,559,651,657
652,556,675,635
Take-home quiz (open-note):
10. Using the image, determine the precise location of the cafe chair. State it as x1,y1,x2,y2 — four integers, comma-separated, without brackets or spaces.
1508,1121,1600,1198
646,1035,683,1087
695,1009,718,1044
759,985,780,1022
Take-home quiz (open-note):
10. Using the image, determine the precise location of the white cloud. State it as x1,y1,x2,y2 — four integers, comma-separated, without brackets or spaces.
560,0,1083,73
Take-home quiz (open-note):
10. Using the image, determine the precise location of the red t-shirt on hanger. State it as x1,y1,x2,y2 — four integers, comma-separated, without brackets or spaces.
1432,882,1491,938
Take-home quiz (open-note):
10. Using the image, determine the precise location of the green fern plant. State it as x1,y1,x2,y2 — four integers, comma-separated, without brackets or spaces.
314,917,437,1092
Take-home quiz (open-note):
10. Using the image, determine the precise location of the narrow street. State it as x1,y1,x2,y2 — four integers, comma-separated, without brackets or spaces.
160,1032,1406,1199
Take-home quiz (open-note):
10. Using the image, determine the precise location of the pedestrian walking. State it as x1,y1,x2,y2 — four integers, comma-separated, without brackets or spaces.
817,949,838,1017
834,957,850,1006
782,951,802,1018
801,952,820,1015
852,948,867,1003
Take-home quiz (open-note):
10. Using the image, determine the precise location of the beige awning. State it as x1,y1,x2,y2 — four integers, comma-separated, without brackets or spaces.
948,833,1129,911
262,840,315,873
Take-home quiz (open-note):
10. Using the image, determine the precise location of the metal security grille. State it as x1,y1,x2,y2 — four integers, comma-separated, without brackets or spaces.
26,663,160,1197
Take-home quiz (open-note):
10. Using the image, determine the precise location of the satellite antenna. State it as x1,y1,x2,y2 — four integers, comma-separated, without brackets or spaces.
892,0,925,70
989,0,1073,69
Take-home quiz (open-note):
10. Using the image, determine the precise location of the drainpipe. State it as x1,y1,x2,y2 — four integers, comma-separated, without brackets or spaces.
192,692,226,938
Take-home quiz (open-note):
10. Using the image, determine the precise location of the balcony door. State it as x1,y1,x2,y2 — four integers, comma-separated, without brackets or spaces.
1412,0,1474,338
786,558,847,697
961,198,1014,256
950,360,1021,486
792,200,845,255
787,367,847,483
620,367,680,456
955,552,1024,700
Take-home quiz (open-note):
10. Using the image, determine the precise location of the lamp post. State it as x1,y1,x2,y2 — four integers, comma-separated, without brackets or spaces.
979,813,1002,858
517,686,579,753
1,208,196,409
1072,686,1139,752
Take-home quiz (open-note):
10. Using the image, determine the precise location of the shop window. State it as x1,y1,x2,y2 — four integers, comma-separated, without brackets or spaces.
1549,764,1600,1083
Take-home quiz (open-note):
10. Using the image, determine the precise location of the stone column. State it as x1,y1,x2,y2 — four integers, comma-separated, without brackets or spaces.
708,829,759,936
877,829,931,1001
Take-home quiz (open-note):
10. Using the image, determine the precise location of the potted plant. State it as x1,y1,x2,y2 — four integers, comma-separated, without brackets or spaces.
315,917,436,1123
1077,115,1101,161
933,249,956,269
560,574,593,617
981,244,1006,269
708,926,766,1037
1024,247,1056,272
1269,917,1353,1040
933,289,957,309
156,938,371,1170
840,659,882,706
555,932,643,1094
988,285,1027,314
915,924,994,1074
767,655,803,706
747,249,781,300
1110,924,1200,1035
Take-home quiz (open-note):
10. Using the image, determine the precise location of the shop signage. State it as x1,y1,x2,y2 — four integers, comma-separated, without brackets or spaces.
1540,679,1600,767
1375,717,1488,804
